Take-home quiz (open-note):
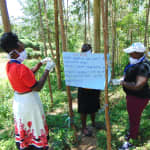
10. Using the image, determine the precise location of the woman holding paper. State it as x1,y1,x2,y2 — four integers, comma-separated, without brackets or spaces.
120,42,150,149
0,32,55,150
77,44,101,136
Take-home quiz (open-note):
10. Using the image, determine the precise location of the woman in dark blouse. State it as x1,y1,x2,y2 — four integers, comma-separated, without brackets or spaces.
120,42,150,149
77,44,101,136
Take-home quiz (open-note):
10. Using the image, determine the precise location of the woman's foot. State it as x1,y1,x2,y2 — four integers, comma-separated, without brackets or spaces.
82,128,92,137
125,132,130,141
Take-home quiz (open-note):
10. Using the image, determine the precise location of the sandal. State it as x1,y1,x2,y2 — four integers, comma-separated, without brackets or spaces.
82,128,92,137
118,141,133,150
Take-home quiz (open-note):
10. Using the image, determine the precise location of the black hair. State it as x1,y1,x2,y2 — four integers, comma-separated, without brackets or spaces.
0,32,19,53
81,43,92,52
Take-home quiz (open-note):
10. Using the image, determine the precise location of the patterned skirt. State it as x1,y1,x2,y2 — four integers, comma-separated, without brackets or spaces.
13,91,49,150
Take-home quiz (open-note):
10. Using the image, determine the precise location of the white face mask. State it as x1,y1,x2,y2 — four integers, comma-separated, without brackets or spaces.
129,55,145,65
86,49,92,54
129,57,139,64
17,50,27,63
8,49,27,63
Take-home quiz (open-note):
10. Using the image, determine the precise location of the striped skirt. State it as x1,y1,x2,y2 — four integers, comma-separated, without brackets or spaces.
13,91,49,150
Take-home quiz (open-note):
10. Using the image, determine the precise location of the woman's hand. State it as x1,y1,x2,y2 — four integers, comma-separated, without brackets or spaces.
31,58,55,91
31,57,55,73
120,80,124,86
45,61,55,72
41,57,52,64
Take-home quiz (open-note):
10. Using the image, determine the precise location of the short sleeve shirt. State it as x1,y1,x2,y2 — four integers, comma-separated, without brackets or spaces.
6,62,36,93
123,59,150,98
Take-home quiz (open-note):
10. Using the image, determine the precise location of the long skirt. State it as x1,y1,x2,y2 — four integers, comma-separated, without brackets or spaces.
13,91,49,150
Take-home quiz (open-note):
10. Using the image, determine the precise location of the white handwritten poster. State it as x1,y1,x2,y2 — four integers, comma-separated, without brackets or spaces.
63,52,111,90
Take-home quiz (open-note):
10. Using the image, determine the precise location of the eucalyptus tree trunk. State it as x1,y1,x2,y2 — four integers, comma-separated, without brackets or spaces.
110,0,116,78
58,0,77,140
37,0,47,56
65,0,69,49
138,2,140,41
93,0,100,52
130,31,133,44
37,0,53,106
105,0,109,52
84,0,87,43
58,0,67,51
43,0,55,59
144,0,150,47
101,0,111,149
54,0,62,89
87,0,91,43
0,0,11,32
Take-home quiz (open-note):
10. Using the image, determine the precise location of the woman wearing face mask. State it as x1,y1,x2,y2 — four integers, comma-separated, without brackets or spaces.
119,42,150,149
77,43,101,136
0,32,55,150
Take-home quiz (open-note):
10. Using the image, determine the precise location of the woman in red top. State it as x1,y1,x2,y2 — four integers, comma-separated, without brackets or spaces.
0,32,55,150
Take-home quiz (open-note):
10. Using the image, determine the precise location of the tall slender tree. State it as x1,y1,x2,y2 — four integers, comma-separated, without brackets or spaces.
58,0,67,51
54,0,62,89
65,0,69,49
58,0,77,141
43,0,55,59
101,0,111,149
144,0,150,47
87,0,91,43
0,0,11,32
84,0,87,43
110,0,116,78
37,0,54,106
105,0,109,52
93,0,100,52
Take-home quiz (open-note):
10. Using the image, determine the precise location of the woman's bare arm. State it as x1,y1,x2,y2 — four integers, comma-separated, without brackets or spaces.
31,62,43,73
121,76,148,91
31,70,49,91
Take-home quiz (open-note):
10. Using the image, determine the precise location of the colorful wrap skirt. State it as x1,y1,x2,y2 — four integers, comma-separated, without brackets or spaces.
13,91,49,150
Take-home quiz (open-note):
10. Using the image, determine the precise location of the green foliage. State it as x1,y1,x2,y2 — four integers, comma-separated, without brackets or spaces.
114,53,129,76
20,39,33,47
0,138,17,150
49,128,74,150
20,39,40,50
26,47,42,59
71,0,86,21
0,80,13,130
